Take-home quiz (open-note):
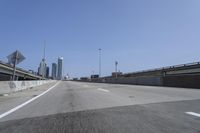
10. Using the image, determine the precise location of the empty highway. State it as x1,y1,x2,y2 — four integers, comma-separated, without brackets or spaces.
0,81,200,133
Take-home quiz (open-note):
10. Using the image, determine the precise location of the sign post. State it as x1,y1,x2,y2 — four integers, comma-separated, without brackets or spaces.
7,50,25,81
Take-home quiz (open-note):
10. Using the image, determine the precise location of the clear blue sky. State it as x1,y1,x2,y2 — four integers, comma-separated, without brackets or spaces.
0,0,200,78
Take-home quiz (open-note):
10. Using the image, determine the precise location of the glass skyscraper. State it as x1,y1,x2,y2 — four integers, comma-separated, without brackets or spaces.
46,66,49,78
52,63,57,80
57,57,63,80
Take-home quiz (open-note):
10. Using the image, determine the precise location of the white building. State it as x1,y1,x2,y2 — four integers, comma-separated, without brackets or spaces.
38,59,47,78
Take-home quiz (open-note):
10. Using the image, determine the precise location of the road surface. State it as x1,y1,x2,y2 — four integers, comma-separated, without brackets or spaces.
0,81,200,133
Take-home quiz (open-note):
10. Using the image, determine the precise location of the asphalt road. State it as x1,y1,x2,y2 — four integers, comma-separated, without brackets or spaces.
0,81,200,133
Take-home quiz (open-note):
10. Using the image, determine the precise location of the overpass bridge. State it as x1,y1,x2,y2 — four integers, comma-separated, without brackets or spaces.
0,61,43,81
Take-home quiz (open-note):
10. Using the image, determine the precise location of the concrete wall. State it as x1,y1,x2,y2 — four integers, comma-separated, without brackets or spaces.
86,64,200,88
0,80,56,95
163,74,200,89
92,76,163,86
89,74,200,89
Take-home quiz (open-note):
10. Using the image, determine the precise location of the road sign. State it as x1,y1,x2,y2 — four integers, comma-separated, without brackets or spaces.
7,50,25,80
7,50,25,65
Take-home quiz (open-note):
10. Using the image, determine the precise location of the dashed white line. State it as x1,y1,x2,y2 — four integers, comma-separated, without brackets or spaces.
186,112,200,117
97,88,110,92
0,81,60,119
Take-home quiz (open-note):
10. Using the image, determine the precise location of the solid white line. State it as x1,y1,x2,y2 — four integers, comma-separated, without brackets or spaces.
0,81,60,119
186,112,200,117
97,88,110,92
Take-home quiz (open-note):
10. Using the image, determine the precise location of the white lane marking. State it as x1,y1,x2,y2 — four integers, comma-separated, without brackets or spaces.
97,88,110,92
186,112,200,117
0,81,60,119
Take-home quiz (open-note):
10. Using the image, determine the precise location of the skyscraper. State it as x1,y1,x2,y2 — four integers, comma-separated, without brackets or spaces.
38,59,46,78
46,66,49,78
38,42,47,78
52,63,57,80
57,57,63,80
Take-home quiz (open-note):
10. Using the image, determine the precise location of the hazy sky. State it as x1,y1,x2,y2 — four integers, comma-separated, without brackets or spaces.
0,0,200,78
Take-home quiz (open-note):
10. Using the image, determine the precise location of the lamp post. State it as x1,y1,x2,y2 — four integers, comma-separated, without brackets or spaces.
98,48,102,77
115,61,118,78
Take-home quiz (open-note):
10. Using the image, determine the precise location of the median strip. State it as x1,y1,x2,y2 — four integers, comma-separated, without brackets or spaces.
186,112,200,117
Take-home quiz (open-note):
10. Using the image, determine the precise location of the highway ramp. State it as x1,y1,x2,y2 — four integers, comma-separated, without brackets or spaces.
0,81,200,133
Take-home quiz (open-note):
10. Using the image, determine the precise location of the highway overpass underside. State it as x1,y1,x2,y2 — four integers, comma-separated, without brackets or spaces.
0,72,39,81
0,62,43,81
0,73,11,81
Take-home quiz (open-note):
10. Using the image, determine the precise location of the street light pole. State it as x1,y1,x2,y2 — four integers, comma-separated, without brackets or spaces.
115,61,118,78
92,70,95,75
98,48,102,77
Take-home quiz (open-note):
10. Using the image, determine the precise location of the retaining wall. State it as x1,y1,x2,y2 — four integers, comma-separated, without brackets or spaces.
92,76,163,86
89,74,200,89
163,74,200,88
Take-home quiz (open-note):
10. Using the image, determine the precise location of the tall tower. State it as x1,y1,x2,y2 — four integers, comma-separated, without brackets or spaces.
43,41,45,61
52,63,57,80
38,42,47,78
57,57,63,80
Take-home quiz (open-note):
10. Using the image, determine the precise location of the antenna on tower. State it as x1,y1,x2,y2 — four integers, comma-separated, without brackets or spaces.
43,40,46,61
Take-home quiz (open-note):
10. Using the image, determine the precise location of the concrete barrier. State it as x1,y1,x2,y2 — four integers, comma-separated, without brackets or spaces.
0,80,56,95
88,74,200,89
90,76,163,86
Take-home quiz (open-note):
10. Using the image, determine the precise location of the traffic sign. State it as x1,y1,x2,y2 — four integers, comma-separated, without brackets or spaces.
7,50,25,80
7,50,25,65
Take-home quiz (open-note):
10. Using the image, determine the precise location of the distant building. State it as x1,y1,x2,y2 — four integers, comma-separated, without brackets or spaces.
52,63,57,79
91,75,99,79
28,70,34,74
28,70,37,75
73,78,78,81
46,66,49,78
112,72,123,77
57,57,63,80
80,77,89,81
38,59,46,78
38,67,40,76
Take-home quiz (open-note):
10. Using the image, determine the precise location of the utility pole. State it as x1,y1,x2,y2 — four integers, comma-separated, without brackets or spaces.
12,52,18,81
98,48,102,77
115,61,118,78
92,70,95,75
